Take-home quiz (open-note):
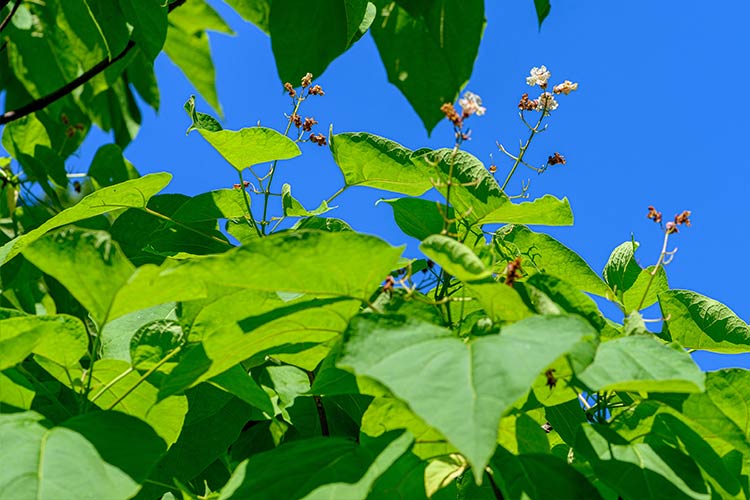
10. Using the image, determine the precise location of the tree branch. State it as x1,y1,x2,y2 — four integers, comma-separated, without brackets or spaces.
0,0,22,35
0,0,186,126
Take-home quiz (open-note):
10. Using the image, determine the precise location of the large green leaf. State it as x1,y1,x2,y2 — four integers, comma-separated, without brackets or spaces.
23,229,134,326
168,230,402,300
659,290,750,353
217,431,412,499
87,143,140,189
576,425,710,500
420,234,492,282
0,173,171,265
577,335,705,393
411,148,504,222
269,0,369,83
330,132,432,196
196,127,301,172
495,224,611,297
0,315,88,370
118,0,168,60
339,314,594,480
479,194,574,226
370,0,485,132
602,240,670,310
281,183,331,217
0,412,139,500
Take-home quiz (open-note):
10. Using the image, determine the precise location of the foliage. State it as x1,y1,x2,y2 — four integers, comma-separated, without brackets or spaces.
1,2,749,500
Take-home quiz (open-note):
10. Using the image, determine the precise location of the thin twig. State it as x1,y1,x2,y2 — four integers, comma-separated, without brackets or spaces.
0,0,186,126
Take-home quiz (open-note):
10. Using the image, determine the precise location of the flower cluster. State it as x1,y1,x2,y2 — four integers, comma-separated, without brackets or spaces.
440,91,486,142
648,206,692,234
547,152,566,166
284,73,327,146
521,66,577,116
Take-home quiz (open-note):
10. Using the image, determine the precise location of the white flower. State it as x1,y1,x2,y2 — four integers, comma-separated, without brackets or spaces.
459,91,486,116
536,92,558,114
526,66,551,87
553,80,578,95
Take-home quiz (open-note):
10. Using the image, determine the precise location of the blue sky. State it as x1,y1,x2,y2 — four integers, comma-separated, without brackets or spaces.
72,1,748,368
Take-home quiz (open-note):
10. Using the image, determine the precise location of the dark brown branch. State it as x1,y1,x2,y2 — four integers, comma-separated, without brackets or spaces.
0,0,186,126
0,0,22,34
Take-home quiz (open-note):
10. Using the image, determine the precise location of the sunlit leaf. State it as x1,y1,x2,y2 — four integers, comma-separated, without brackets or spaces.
420,234,492,282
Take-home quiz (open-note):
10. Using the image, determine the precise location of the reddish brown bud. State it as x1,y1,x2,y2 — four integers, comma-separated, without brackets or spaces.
518,93,538,111
440,103,462,126
290,113,302,128
310,133,327,146
284,82,296,97
674,210,691,227
302,117,318,132
504,256,523,287
547,152,566,166
647,205,663,224
489,164,497,174
309,84,324,96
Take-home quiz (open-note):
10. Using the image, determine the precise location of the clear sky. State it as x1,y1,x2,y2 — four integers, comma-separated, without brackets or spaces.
73,1,749,369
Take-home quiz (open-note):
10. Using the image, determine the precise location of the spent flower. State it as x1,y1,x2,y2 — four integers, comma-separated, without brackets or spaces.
301,72,313,88
309,84,325,96
441,103,462,126
526,65,551,88
518,93,538,111
547,152,566,166
310,133,327,146
284,82,296,97
647,205,663,224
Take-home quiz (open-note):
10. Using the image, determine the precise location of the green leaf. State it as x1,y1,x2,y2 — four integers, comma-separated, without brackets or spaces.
88,144,140,189
0,412,139,499
171,189,248,222
576,425,710,500
420,234,491,282
209,365,274,415
193,126,301,172
129,319,186,368
0,315,87,370
169,230,402,300
623,265,669,313
184,95,223,133
495,225,611,297
269,0,369,84
0,173,171,265
533,0,551,29
370,0,485,132
659,290,750,353
23,229,135,326
0,370,36,410
224,0,271,34
292,216,354,232
281,183,331,217
118,0,168,60
490,446,603,499
577,335,705,393
602,240,642,302
464,282,534,323
381,197,453,241
479,194,573,226
84,359,188,445
330,132,432,195
411,148,504,222
101,303,178,362
164,26,223,116
217,431,412,499
126,48,161,110
167,0,233,35
61,411,167,483
339,314,594,480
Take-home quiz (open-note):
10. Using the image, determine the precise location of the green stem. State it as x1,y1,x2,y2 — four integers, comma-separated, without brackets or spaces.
261,98,303,234
105,347,182,410
237,170,263,238
500,109,546,193
636,230,671,311
324,185,347,206
90,366,134,403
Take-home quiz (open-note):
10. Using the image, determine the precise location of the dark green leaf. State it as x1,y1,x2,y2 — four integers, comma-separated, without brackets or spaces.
130,319,186,368
533,0,551,29
269,0,369,83
118,0,168,60
370,0,485,131
88,144,140,189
